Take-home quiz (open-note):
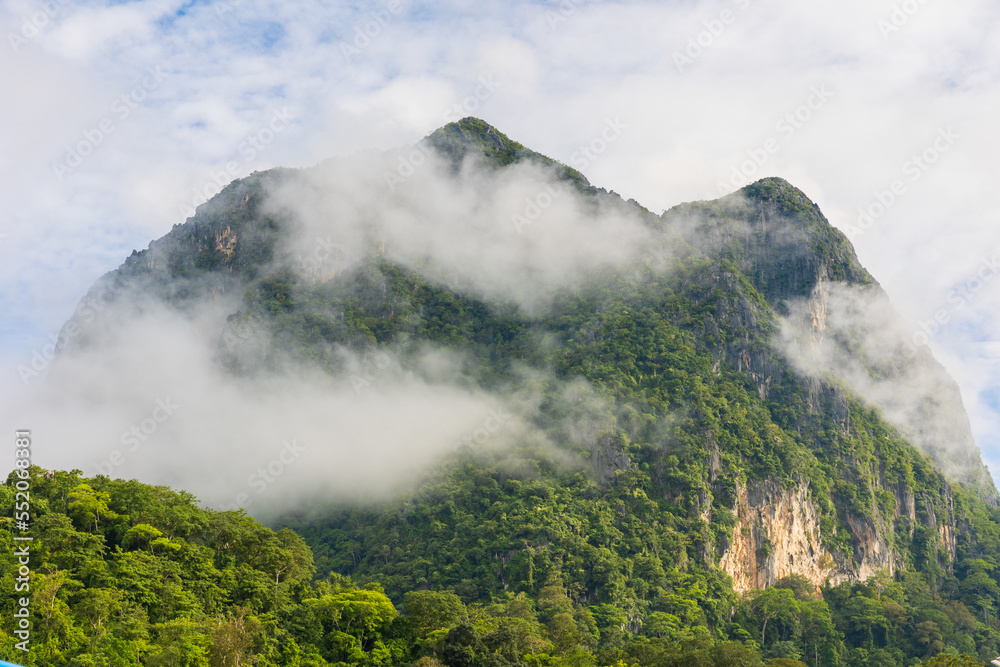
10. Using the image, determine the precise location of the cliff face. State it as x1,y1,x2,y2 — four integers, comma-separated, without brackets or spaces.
719,480,840,593
657,177,993,593
717,476,961,593
668,178,993,498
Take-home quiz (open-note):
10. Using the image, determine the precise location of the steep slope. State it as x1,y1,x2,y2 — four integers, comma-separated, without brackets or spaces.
664,179,992,495
50,117,1000,665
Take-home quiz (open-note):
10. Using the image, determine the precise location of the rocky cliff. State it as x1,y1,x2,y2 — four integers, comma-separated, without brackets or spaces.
719,479,841,592
653,177,993,593
716,473,962,593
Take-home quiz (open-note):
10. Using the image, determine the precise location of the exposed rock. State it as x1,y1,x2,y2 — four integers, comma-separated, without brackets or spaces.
841,509,897,583
718,477,964,593
590,433,633,485
719,479,839,593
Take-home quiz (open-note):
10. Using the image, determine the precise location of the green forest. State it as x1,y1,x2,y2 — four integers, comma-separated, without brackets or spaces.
3,468,1000,667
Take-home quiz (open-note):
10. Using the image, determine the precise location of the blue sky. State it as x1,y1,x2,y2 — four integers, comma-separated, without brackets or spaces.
1,0,999,484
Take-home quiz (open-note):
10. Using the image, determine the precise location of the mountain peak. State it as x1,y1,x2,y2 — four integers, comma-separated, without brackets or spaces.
422,117,592,191
737,176,824,220
430,117,515,146
37,116,1000,667
422,117,532,168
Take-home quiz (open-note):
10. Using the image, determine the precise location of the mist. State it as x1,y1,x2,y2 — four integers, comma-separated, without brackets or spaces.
775,280,988,484
0,142,661,518
269,145,656,312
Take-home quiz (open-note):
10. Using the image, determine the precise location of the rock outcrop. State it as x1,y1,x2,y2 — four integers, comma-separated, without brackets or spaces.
719,479,841,593
717,477,960,593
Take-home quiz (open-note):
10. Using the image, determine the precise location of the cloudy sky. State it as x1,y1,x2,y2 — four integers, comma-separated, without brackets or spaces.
2,0,999,484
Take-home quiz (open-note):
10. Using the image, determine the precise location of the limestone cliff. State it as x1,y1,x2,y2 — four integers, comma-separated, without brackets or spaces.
719,480,839,593
717,477,958,593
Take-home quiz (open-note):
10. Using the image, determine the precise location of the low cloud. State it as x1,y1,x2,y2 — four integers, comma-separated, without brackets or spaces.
268,145,656,313
775,280,988,484
1,143,662,517
4,293,538,516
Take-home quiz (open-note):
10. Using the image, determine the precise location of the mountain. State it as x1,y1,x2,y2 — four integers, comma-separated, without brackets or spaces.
13,118,1000,667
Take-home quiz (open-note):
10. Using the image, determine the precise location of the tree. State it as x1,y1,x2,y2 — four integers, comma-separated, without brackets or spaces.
146,617,211,667
311,584,398,656
124,523,164,553
643,612,696,643
749,588,800,648
920,653,985,667
773,575,817,602
441,624,486,667
548,612,587,657
914,620,944,657
798,600,840,667
267,528,316,589
208,608,259,667
841,595,890,649
75,588,124,652
712,640,765,667
68,483,117,533
404,590,467,640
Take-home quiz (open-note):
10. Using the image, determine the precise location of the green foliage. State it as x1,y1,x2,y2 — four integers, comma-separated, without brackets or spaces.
0,469,319,666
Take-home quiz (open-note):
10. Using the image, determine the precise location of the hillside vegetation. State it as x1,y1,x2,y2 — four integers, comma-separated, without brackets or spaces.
2,469,1000,666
